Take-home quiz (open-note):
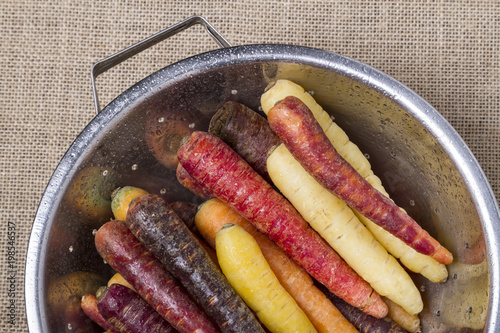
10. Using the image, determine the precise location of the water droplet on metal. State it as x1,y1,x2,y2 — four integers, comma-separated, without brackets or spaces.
160,188,166,195
68,246,73,252
158,117,165,123
131,164,138,171
409,200,415,206
231,89,238,95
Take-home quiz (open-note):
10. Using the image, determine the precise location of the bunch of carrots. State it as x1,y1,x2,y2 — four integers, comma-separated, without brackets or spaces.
80,80,452,333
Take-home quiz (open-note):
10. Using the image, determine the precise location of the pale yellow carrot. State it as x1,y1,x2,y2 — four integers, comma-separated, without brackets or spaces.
216,223,317,333
261,79,448,283
196,198,358,333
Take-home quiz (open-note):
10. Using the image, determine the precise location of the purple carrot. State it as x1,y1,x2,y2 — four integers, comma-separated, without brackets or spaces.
208,101,281,182
95,220,218,333
126,194,266,333
97,284,176,333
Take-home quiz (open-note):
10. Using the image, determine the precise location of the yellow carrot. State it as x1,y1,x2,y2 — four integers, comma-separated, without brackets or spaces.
111,186,149,221
195,198,358,333
261,79,448,283
267,143,423,315
215,223,318,333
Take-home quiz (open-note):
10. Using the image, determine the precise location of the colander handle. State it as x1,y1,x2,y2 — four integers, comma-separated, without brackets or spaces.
91,15,232,115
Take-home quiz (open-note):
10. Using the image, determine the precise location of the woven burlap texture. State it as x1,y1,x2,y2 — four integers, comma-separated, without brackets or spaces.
1,1,499,332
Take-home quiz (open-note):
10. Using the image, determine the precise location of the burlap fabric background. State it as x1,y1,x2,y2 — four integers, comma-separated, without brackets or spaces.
1,1,499,331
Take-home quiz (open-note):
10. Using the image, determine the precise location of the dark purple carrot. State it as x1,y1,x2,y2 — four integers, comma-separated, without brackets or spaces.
170,200,220,267
208,101,279,177
95,220,219,333
177,131,388,319
81,293,120,333
208,101,281,182
267,96,453,266
126,194,265,333
315,282,408,333
97,284,176,333
176,163,214,199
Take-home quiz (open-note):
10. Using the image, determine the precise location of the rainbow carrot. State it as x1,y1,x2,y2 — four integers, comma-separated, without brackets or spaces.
177,131,388,318
195,198,359,333
267,96,453,266
261,79,448,282
126,194,266,333
95,220,219,333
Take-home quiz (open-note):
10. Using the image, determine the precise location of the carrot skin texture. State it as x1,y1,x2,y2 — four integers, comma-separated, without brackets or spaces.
170,200,220,267
126,194,265,333
176,163,214,199
316,283,407,333
95,220,219,333
267,96,453,266
81,294,120,333
208,101,281,182
97,284,176,333
195,198,359,333
178,131,388,318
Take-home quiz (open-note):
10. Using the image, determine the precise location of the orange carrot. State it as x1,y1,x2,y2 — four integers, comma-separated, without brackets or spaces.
177,131,388,318
195,198,359,333
267,96,453,265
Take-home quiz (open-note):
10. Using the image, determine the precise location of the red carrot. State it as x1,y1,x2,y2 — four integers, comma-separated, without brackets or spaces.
208,101,281,182
267,96,453,266
97,284,176,333
177,131,388,319
126,194,266,333
176,163,214,199
81,293,120,333
95,220,219,333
